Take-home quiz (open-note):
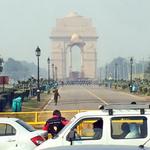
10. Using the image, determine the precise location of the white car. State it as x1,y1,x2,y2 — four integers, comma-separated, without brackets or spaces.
39,145,149,150
0,117,48,150
35,104,150,150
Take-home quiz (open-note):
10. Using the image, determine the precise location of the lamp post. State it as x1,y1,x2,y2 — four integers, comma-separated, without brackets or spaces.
52,64,54,80
0,56,4,92
115,63,118,82
0,56,3,74
99,68,101,84
35,46,41,101
130,57,133,92
55,66,57,81
105,65,108,81
114,63,118,89
47,58,50,84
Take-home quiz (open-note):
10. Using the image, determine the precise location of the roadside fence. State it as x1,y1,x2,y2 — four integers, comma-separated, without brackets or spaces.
0,110,87,128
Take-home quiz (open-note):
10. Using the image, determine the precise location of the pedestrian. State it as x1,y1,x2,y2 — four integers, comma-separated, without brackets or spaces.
53,88,60,105
61,81,64,87
42,109,69,138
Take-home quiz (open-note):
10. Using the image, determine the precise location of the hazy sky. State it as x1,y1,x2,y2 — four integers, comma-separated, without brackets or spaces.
0,0,150,70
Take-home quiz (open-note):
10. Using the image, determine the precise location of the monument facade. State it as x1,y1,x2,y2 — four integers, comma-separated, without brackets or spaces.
50,12,98,80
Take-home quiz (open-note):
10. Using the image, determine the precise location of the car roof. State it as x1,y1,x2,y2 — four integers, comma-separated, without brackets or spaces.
42,145,148,150
75,109,150,119
0,117,19,122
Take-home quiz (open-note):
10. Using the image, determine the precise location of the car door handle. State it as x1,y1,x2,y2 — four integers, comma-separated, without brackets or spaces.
8,139,16,142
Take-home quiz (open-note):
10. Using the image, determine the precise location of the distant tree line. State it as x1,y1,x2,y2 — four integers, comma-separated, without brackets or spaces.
2,58,47,81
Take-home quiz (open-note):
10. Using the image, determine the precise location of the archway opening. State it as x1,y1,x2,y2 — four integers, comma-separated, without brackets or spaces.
66,45,82,80
72,45,81,72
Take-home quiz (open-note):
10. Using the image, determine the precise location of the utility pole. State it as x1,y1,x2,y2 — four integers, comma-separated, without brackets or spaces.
130,57,133,93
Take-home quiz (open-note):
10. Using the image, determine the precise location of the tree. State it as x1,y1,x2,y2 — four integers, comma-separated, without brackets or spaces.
3,58,47,80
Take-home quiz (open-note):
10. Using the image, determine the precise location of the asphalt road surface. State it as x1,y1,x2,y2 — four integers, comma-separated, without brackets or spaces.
44,85,150,111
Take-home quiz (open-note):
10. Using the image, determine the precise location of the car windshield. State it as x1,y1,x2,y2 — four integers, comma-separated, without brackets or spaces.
16,119,36,132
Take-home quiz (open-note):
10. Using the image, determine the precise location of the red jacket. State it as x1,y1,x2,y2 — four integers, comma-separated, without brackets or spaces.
42,115,69,137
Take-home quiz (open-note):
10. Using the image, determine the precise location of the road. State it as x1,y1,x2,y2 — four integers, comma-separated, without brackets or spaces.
44,85,150,110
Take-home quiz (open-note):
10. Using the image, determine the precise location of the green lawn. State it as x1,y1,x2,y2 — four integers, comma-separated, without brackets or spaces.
22,93,51,112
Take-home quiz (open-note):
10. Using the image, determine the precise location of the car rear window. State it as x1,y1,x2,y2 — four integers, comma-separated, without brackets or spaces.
16,120,36,132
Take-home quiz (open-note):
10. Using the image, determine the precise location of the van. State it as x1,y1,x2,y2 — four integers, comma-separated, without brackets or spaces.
35,104,150,150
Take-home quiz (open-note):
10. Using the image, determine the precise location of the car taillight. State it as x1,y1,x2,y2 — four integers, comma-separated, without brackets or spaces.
31,136,45,146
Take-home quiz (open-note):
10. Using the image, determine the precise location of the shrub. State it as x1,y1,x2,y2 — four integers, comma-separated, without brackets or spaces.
143,87,148,94
147,88,150,96
139,86,143,93
122,84,128,89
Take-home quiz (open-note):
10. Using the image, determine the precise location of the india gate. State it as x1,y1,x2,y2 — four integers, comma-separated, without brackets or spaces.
50,12,98,80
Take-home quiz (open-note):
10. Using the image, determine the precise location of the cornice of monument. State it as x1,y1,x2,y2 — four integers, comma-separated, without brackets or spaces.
49,36,98,40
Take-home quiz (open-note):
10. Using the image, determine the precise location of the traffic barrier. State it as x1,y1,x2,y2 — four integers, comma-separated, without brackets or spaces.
0,110,88,127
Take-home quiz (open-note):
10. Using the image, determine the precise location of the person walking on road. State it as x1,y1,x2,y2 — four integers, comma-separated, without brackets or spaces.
42,110,69,138
53,89,60,105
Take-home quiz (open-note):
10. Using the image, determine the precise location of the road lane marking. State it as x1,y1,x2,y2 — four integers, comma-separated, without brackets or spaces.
43,98,53,110
83,87,108,105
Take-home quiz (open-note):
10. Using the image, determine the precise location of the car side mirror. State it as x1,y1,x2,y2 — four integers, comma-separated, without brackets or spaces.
67,130,75,145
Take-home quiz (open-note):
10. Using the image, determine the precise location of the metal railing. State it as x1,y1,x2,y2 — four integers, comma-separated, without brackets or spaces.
0,110,85,127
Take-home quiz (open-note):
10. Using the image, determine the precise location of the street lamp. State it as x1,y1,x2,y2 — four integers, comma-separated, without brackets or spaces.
105,65,108,80
55,66,58,81
130,57,133,92
115,63,118,82
47,57,50,84
0,56,3,74
52,64,54,80
35,46,41,101
99,68,101,84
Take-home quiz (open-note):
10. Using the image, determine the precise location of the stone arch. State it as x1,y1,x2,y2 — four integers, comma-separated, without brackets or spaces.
50,12,98,80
